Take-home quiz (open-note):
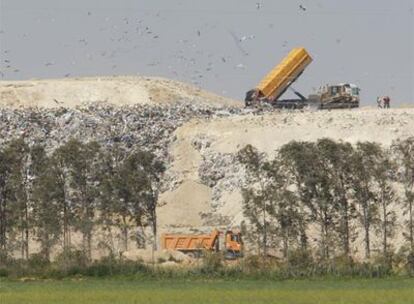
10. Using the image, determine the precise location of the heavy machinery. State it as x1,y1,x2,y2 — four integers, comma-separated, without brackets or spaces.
308,83,360,109
160,229,243,259
245,47,360,109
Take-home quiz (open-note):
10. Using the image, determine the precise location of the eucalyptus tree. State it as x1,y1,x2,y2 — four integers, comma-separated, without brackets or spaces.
8,138,31,259
316,139,357,257
0,138,32,259
0,144,11,255
351,142,382,259
131,150,165,251
279,141,338,259
392,137,414,251
98,145,164,252
51,139,82,251
31,144,61,261
237,144,272,256
373,148,398,258
62,140,101,259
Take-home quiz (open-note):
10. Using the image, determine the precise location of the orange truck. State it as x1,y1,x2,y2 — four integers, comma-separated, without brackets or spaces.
160,230,243,259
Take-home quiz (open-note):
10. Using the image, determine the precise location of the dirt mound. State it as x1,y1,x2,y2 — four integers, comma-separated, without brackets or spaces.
0,76,240,108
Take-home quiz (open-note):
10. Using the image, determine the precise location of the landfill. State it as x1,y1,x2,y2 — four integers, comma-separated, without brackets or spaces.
0,102,241,161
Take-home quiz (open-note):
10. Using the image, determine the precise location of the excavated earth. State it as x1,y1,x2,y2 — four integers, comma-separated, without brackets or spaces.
1,76,414,259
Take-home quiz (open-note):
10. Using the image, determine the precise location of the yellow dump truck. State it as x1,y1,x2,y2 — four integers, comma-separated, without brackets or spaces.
160,229,243,259
245,47,360,109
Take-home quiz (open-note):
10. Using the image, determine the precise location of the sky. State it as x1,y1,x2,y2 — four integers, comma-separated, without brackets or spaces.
0,0,413,105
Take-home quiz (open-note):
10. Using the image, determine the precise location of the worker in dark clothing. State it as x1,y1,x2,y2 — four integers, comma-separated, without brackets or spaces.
383,96,390,109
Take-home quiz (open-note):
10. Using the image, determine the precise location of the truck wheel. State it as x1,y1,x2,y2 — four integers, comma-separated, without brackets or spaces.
186,252,196,259
225,251,236,260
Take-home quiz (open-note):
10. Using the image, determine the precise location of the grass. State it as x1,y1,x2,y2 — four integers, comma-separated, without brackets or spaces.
1,277,413,304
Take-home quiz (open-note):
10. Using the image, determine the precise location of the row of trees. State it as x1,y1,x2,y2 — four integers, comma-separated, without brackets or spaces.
238,138,414,261
0,138,164,261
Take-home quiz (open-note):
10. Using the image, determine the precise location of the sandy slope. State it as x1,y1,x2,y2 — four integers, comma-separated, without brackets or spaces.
0,76,240,108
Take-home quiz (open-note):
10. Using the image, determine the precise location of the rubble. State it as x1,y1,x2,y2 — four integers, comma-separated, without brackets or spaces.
199,152,240,190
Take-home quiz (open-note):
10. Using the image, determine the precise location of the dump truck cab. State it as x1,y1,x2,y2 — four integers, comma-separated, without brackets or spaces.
224,230,243,259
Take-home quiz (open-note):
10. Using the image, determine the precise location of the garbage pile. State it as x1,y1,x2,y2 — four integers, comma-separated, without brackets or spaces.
0,102,242,162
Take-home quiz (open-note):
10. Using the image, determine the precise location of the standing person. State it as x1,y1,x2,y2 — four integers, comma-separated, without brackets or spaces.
383,96,390,108
377,96,383,108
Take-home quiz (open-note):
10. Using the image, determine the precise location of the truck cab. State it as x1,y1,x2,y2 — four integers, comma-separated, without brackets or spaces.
224,231,243,259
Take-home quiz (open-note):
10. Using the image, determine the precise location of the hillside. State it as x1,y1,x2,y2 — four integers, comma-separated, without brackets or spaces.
0,76,240,108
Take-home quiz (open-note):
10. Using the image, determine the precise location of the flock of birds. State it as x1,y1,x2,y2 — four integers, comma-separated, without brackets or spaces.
0,3,310,84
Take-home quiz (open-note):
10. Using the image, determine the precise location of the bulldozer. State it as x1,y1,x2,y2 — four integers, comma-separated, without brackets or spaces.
245,47,360,109
160,229,243,259
307,83,360,109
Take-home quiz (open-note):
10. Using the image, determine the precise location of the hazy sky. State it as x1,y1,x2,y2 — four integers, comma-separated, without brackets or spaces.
1,0,413,105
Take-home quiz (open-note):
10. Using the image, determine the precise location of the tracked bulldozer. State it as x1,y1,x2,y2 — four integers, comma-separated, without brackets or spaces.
245,47,360,109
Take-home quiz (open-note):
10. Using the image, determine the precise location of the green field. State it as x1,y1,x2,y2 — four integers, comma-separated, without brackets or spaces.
1,277,413,304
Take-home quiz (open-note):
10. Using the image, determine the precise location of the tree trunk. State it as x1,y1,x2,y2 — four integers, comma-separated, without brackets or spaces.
325,223,330,259
343,200,350,256
62,173,70,251
24,203,29,259
321,210,330,259
320,221,326,259
283,228,289,260
61,169,71,251
107,225,115,255
20,208,29,259
23,163,31,261
382,199,388,256
362,203,371,259
81,211,93,260
21,229,25,259
122,215,128,252
152,210,157,251
82,231,92,260
42,233,50,261
0,192,7,252
87,232,92,260
408,196,413,251
299,219,308,251
63,201,68,250
81,190,93,260
262,206,267,257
